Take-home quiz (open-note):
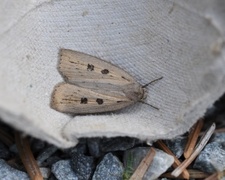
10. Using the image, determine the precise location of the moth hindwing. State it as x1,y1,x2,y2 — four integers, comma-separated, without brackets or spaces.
51,49,146,114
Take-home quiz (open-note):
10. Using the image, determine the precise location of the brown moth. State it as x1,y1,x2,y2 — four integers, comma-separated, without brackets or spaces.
51,49,162,114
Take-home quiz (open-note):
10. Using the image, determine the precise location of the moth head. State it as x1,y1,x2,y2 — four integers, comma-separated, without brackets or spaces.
123,84,145,102
132,86,147,101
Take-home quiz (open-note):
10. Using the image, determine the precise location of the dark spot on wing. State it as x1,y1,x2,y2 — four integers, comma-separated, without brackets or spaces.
117,101,123,103
80,97,88,104
101,69,109,74
87,64,94,71
96,98,103,105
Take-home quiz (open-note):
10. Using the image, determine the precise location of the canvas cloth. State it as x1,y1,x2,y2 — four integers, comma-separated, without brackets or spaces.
0,0,224,148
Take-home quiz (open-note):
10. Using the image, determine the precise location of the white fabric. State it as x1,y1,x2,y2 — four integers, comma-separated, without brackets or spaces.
0,0,224,148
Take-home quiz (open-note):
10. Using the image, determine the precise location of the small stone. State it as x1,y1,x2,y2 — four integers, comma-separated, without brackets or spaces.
42,156,61,167
92,153,124,180
123,147,150,179
40,167,51,178
123,147,174,180
88,137,137,158
48,174,58,180
0,142,10,159
164,136,187,158
100,137,137,152
143,149,174,180
87,138,102,157
210,133,225,143
0,159,29,180
9,144,18,154
193,142,225,173
71,152,95,180
30,138,46,154
36,145,58,165
51,160,78,180
65,139,87,155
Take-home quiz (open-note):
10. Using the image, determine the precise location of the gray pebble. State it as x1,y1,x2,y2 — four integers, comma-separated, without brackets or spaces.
193,142,225,173
71,152,94,180
87,138,102,157
123,147,174,180
100,137,137,152
92,153,124,180
0,142,10,159
37,145,58,165
51,160,78,180
0,159,29,180
164,136,187,158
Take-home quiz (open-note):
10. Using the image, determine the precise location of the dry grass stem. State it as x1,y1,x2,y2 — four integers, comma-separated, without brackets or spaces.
184,119,204,158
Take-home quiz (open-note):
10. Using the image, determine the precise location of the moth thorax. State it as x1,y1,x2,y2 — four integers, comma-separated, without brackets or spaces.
124,85,146,101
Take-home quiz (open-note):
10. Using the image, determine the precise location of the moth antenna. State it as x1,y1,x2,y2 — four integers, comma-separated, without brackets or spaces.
140,100,159,110
142,76,163,88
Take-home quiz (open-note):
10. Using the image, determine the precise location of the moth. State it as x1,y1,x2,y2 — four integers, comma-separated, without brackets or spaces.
51,49,162,114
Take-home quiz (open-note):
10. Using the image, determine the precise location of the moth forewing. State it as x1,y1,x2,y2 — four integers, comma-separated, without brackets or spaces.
51,83,135,114
59,49,136,88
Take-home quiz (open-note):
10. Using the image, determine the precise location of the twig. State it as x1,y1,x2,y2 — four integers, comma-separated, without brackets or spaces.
156,140,189,179
184,119,204,158
15,131,43,180
172,123,216,177
129,147,156,180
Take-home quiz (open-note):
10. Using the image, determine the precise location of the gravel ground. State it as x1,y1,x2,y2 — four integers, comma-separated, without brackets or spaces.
0,94,224,180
